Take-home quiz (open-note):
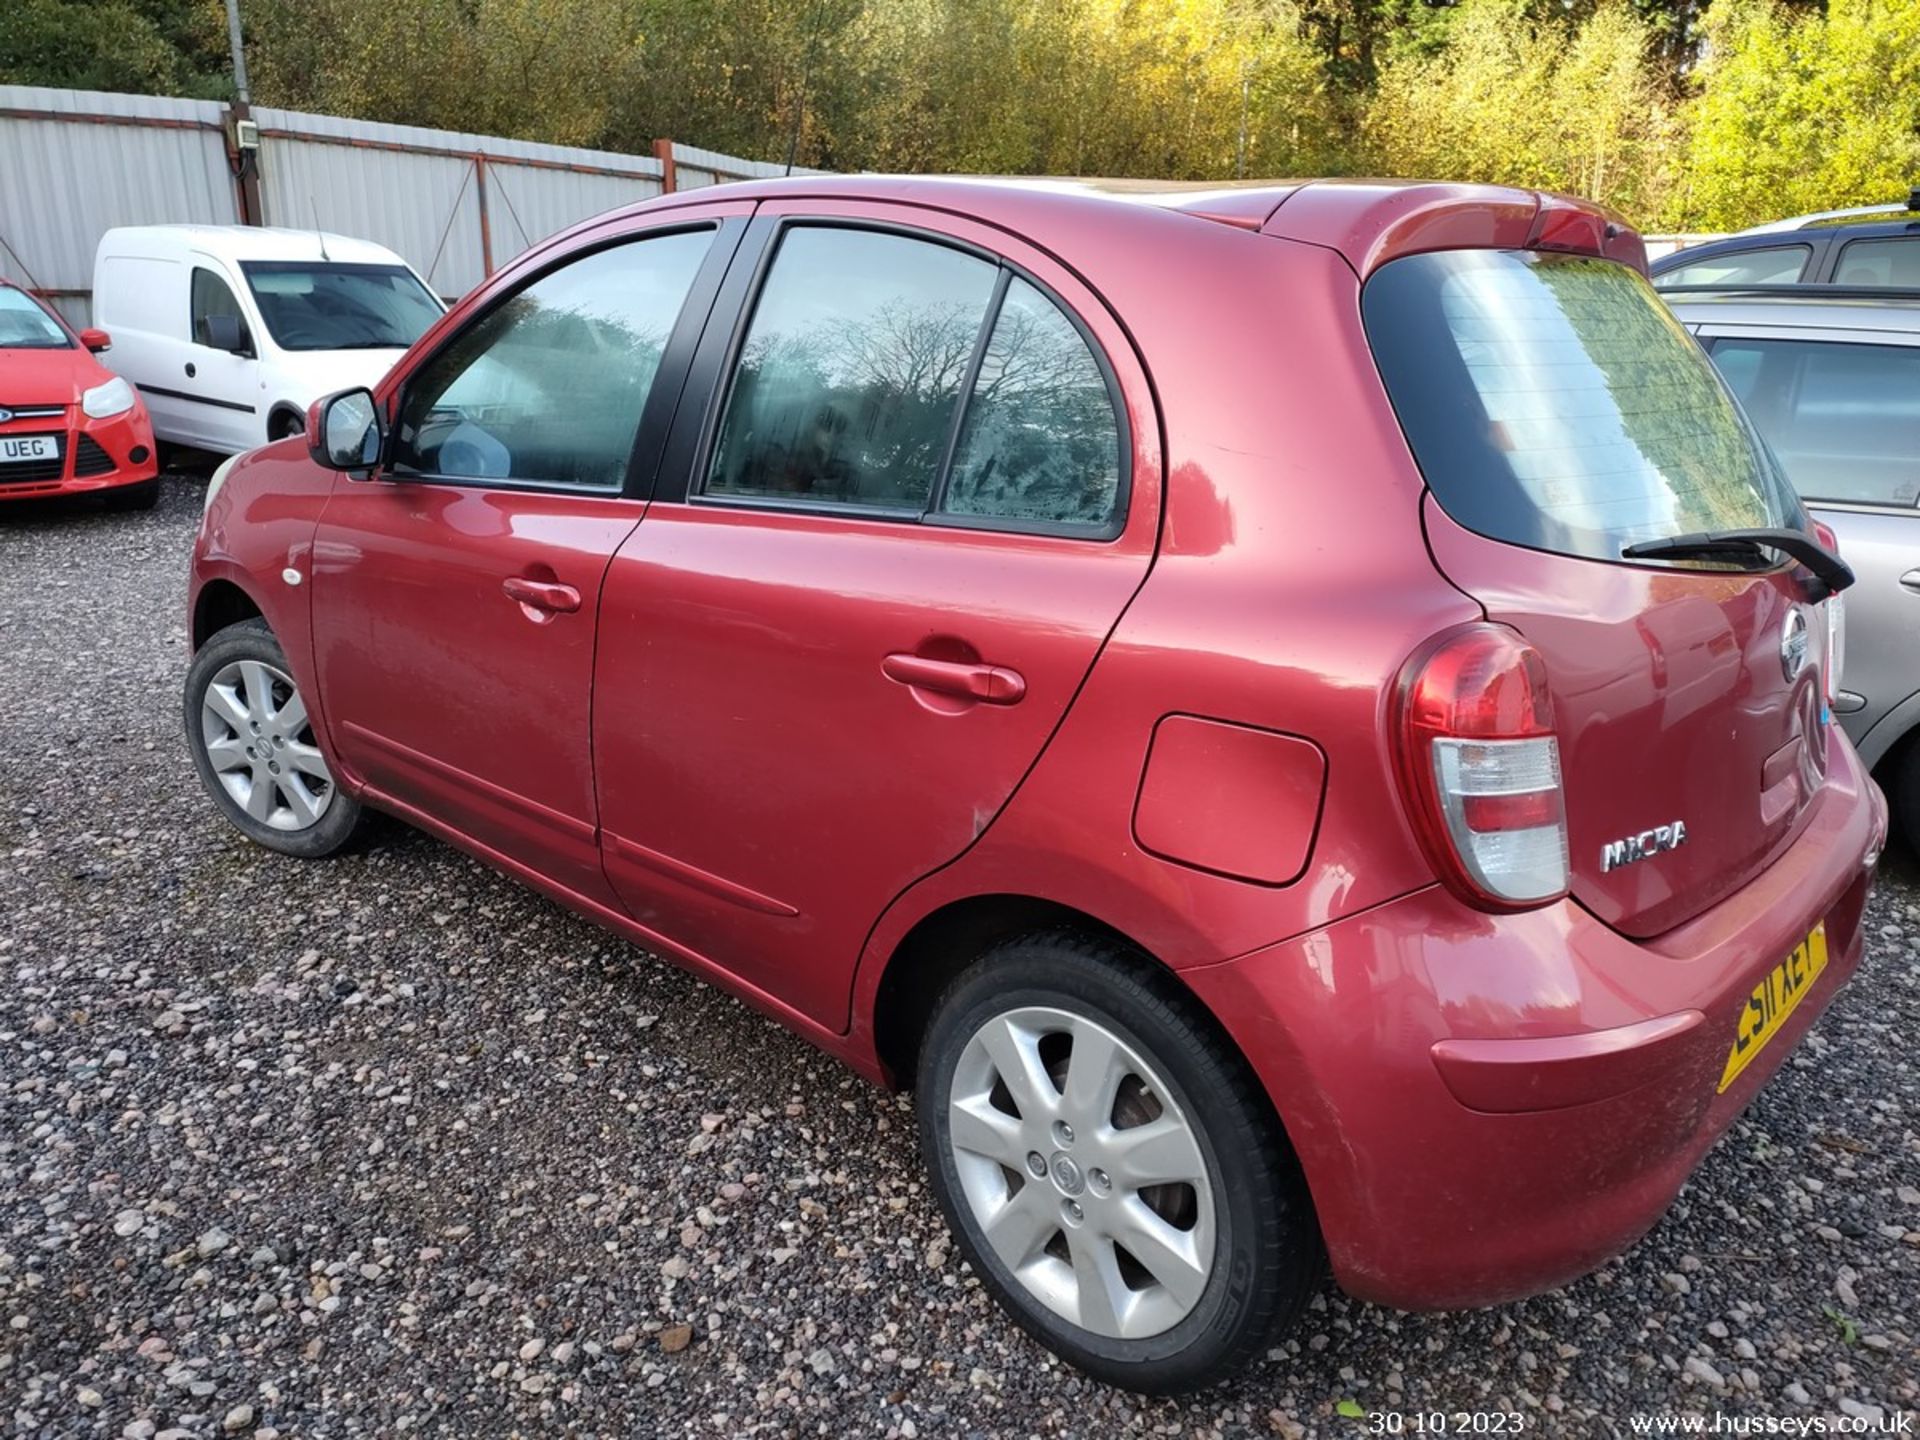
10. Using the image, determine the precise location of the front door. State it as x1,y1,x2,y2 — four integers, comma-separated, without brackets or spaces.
593,207,1160,1028
311,219,736,902
185,261,263,451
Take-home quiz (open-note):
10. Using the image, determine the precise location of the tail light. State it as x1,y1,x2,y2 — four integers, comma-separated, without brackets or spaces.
1395,624,1570,910
1811,520,1844,710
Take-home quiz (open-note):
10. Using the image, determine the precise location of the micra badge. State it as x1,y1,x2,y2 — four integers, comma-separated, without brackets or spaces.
1602,821,1688,872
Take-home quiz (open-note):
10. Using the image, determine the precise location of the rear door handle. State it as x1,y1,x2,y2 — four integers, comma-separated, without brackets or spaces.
883,653,1026,705
501,576,582,615
1901,569,1920,594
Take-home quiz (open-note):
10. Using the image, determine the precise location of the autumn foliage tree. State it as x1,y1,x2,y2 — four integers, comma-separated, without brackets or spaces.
4,0,1914,231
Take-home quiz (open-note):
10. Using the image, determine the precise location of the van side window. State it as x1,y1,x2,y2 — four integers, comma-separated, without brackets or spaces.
938,277,1123,528
191,267,249,350
704,228,998,511
391,228,712,491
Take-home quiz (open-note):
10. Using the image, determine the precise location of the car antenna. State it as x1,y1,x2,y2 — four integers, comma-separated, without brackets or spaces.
309,197,331,262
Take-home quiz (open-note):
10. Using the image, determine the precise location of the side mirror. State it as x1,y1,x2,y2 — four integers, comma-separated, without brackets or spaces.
309,388,385,473
204,313,248,354
79,327,111,353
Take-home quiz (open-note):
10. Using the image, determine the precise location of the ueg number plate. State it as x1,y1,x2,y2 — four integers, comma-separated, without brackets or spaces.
0,435,59,464
1719,921,1827,1093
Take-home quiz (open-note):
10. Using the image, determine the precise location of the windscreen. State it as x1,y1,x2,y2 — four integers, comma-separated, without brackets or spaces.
1364,250,1801,564
240,261,443,352
0,288,72,349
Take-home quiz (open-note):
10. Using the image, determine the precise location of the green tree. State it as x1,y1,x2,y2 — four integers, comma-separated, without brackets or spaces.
0,0,229,97
1365,0,1678,220
1678,0,1920,229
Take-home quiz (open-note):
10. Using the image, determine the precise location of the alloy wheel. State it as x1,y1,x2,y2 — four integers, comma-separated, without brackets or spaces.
946,1005,1216,1340
199,659,335,832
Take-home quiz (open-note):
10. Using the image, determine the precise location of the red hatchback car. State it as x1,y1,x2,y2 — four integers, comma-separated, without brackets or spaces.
0,280,160,508
184,177,1887,1392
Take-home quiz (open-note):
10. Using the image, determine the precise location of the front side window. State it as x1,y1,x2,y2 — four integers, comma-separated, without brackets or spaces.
0,287,71,349
1653,245,1810,290
392,229,711,490
1833,237,1920,288
240,261,443,352
1365,250,1800,564
1708,337,1920,507
706,228,998,511
940,277,1122,527
191,267,250,350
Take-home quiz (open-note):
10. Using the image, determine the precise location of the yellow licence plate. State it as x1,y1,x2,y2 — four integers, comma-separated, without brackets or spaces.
1719,922,1828,1093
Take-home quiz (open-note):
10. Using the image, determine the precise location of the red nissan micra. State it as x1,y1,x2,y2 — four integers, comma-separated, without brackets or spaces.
184,177,1887,1392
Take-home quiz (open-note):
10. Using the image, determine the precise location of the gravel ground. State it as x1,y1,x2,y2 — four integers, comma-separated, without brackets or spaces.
2,473,1917,1440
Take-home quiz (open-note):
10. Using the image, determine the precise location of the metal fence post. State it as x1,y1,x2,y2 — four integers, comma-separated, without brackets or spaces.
653,138,677,194
474,153,494,276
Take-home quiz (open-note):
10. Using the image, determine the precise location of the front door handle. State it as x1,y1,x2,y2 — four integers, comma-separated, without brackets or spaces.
1900,568,1920,594
501,576,582,615
882,652,1026,705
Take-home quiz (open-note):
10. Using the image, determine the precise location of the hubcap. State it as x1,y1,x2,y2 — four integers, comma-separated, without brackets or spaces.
946,1006,1215,1340
199,659,334,832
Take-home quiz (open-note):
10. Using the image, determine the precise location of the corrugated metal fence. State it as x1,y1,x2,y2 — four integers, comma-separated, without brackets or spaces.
0,84,825,326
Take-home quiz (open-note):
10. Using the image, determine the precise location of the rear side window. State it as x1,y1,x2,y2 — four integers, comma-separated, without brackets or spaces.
1654,245,1809,290
940,277,1122,527
704,226,1125,532
1365,250,1799,565
1708,337,1920,507
707,229,997,511
1833,237,1920,287
191,267,249,350
392,229,711,491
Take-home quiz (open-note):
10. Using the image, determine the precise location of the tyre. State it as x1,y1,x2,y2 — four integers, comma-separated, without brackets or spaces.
183,619,362,858
917,931,1321,1393
268,408,305,442
103,477,159,511
1894,738,1920,857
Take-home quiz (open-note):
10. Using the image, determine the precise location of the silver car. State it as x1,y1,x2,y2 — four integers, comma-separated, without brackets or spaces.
1667,288,1920,845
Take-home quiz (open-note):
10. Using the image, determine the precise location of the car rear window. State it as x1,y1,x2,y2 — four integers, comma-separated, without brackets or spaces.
1708,337,1920,507
1364,250,1799,565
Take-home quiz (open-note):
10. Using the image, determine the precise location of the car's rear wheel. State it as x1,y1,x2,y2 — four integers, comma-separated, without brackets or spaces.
184,619,361,858
268,408,305,442
917,932,1321,1393
103,477,159,512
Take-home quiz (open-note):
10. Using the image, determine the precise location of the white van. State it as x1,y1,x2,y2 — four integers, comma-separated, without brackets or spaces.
92,226,445,454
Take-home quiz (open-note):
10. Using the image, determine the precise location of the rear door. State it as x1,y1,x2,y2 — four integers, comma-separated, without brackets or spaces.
592,205,1160,1028
1698,323,1920,751
1366,249,1832,936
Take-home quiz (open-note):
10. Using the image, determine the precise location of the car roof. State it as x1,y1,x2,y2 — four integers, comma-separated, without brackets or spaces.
1664,290,1920,334
97,224,410,267
1739,203,1916,234
585,174,1640,280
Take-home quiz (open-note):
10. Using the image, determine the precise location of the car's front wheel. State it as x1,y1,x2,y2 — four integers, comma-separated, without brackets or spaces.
917,932,1322,1393
184,619,361,857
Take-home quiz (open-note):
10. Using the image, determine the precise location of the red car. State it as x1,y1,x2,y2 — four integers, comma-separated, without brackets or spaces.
183,178,1887,1392
0,280,159,508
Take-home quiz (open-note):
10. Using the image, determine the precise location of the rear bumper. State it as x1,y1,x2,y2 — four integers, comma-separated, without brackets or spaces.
1186,726,1887,1310
0,404,158,501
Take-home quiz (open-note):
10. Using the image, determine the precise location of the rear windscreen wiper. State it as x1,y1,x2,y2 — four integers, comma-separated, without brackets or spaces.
1622,527,1855,602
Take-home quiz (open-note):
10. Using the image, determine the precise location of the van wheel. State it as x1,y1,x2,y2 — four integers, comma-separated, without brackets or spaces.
103,478,160,512
916,932,1321,1393
268,409,305,442
184,619,361,858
